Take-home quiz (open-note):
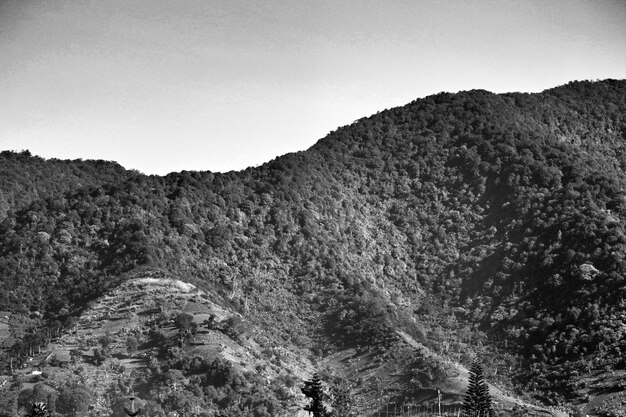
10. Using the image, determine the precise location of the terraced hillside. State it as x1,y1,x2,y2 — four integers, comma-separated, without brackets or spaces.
6,269,559,416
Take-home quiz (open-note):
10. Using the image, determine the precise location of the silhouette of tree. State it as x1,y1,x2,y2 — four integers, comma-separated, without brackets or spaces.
462,360,493,417
302,373,329,417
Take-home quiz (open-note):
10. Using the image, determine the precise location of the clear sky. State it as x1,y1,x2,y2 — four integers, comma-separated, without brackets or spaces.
1,0,625,175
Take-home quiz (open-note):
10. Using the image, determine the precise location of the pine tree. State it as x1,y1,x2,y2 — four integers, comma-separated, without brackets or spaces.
462,360,493,417
302,373,329,417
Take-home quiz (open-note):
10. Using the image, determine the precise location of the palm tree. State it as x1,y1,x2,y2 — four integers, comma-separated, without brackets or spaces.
25,402,49,417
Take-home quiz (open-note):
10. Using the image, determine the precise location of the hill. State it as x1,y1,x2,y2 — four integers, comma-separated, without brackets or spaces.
1,79,626,416
2,268,551,416
0,150,138,221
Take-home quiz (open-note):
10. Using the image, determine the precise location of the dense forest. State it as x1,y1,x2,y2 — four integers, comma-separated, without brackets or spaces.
1,79,626,416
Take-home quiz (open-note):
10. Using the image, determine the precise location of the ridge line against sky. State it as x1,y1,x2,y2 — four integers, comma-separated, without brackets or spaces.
1,0,625,175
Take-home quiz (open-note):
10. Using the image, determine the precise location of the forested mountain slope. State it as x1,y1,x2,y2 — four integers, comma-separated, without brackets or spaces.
0,150,137,221
2,79,626,415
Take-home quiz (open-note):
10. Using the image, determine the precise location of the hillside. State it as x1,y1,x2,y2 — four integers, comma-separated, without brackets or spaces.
1,79,626,416
0,150,138,221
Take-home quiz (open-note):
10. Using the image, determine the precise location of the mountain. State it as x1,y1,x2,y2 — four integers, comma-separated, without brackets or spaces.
0,150,137,221
1,79,626,416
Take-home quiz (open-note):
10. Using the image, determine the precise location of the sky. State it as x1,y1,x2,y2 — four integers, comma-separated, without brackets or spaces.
1,0,625,175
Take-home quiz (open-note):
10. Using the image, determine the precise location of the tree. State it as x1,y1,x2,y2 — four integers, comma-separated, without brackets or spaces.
18,384,56,414
0,389,17,417
69,348,82,365
56,386,92,416
174,313,196,347
174,313,194,333
126,336,139,355
329,379,356,417
462,360,493,417
201,314,217,330
98,334,114,352
25,402,49,417
222,315,245,340
92,347,109,366
302,373,329,417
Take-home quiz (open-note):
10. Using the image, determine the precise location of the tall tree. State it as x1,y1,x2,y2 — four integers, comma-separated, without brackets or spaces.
302,373,329,417
462,360,493,417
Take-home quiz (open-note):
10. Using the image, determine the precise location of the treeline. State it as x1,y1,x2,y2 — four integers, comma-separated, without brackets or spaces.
0,150,137,221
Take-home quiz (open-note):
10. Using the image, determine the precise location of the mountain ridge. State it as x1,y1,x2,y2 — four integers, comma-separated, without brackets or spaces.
2,79,626,416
